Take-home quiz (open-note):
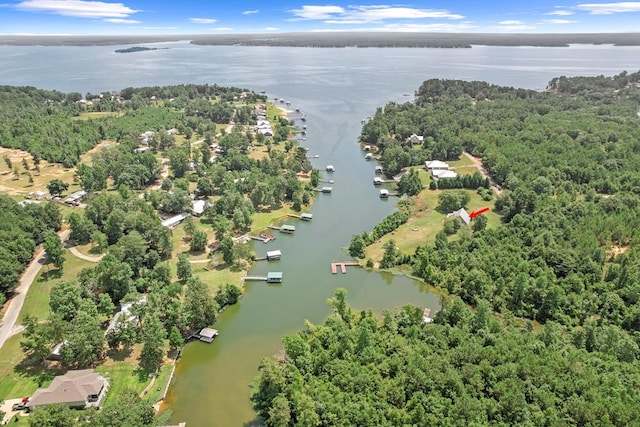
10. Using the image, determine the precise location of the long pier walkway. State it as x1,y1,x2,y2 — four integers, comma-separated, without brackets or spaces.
331,262,360,274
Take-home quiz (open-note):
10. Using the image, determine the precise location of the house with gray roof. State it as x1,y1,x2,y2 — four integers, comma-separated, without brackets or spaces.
27,369,109,410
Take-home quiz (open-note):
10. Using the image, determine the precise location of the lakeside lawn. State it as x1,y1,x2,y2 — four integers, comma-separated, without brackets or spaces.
364,167,501,264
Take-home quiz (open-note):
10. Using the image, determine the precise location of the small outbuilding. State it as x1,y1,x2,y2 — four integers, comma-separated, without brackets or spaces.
325,165,335,172
373,177,383,185
300,213,313,221
379,189,389,198
266,250,282,261
267,272,283,283
321,187,333,193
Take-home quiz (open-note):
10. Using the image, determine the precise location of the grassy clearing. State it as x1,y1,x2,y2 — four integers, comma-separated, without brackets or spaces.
19,253,94,323
448,155,478,176
72,111,123,121
364,169,501,263
0,140,112,197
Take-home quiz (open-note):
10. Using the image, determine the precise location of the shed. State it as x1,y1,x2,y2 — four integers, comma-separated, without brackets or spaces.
300,213,313,221
280,224,296,233
379,189,389,198
373,177,383,185
266,250,282,260
267,272,283,283
161,212,189,228
325,165,335,172
198,328,219,343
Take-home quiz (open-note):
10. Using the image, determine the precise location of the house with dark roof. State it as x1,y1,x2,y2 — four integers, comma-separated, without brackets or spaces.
27,370,109,410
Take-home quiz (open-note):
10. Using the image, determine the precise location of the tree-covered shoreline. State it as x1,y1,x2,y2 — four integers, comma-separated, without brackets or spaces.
254,72,640,426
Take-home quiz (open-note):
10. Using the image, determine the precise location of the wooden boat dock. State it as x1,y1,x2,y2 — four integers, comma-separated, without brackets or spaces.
249,234,274,243
331,262,360,274
287,213,313,221
242,272,284,283
189,327,219,343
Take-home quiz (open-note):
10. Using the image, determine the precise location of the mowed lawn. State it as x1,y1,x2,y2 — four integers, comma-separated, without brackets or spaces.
365,168,501,263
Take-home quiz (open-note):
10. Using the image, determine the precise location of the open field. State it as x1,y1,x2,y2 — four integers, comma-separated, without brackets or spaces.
364,168,500,264
19,254,95,323
0,141,112,197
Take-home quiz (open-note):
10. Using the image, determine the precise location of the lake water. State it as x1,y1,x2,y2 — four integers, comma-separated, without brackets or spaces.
2,42,640,426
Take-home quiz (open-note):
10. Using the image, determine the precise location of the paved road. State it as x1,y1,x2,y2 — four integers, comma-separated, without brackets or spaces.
0,229,70,350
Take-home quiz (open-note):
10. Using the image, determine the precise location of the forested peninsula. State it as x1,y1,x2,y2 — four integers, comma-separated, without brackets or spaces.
252,72,640,426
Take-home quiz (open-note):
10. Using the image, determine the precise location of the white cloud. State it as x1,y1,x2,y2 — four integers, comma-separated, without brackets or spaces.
15,0,139,18
498,20,525,25
577,2,640,14
242,10,259,15
291,4,465,23
290,5,345,20
546,10,574,15
545,19,577,24
104,18,139,24
190,18,217,24
264,27,279,31
211,27,233,31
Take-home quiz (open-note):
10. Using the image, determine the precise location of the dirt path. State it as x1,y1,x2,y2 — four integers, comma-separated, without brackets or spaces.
0,229,70,350
462,151,503,195
66,245,105,263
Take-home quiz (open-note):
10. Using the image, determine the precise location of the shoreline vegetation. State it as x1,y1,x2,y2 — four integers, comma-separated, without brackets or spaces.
0,82,311,425
0,32,639,48
252,72,640,426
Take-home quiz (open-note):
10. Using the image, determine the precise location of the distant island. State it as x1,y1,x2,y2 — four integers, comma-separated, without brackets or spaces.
114,46,167,53
0,33,640,48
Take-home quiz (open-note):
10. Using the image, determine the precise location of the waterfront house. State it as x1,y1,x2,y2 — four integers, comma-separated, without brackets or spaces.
27,370,109,410
280,225,296,234
267,272,283,283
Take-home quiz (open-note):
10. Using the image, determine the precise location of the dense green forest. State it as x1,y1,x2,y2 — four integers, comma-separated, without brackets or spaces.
252,290,640,426
254,72,640,425
0,83,262,166
0,196,61,307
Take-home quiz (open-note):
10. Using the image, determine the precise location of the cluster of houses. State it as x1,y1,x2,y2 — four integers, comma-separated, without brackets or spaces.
425,160,458,180
254,104,273,138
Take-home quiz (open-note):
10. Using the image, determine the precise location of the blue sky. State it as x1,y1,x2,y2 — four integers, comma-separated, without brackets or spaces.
1,1,640,35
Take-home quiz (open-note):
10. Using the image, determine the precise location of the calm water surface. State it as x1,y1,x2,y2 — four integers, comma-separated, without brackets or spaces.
3,42,640,426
